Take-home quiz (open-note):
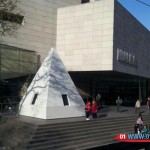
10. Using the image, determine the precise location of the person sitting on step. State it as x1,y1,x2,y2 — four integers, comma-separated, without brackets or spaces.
134,114,144,134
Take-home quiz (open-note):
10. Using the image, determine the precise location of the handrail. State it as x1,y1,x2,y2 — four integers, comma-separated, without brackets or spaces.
0,102,19,114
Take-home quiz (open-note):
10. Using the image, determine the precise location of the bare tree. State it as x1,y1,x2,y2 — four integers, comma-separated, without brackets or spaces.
0,0,24,36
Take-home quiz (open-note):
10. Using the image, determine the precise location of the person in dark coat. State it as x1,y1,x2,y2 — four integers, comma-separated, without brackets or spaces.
116,96,122,112
96,94,102,109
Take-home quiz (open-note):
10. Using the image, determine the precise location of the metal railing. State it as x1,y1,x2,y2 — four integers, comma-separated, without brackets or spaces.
0,102,19,115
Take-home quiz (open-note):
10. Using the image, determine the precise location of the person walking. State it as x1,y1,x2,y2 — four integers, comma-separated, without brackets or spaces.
96,93,102,109
135,99,141,114
147,96,150,113
85,100,91,120
91,100,98,119
116,96,122,112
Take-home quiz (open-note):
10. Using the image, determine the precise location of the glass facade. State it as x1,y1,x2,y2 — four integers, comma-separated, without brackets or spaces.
70,71,148,106
0,44,37,111
95,78,147,106
0,44,37,75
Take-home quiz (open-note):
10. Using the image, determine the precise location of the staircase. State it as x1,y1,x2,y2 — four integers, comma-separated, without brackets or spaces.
25,115,150,150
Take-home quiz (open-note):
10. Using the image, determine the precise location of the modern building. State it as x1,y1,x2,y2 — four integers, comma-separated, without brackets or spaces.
0,0,81,105
56,0,150,105
0,0,150,106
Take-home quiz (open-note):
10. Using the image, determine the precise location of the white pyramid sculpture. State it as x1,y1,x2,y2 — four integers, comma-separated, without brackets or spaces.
19,48,85,119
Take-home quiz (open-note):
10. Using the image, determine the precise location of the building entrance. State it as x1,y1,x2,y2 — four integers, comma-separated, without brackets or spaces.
69,71,147,106
94,74,147,106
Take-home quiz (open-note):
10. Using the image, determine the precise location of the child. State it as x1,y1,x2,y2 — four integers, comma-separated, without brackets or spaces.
142,125,149,134
91,100,98,119
85,100,91,120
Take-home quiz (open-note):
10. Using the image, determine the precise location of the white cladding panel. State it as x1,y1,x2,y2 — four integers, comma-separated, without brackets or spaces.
57,0,114,71
19,48,85,119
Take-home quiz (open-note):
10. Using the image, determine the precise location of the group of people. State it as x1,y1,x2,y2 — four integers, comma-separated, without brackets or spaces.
134,113,149,134
116,96,150,113
84,94,150,135
116,96,150,134
135,96,150,114
133,96,150,134
85,94,102,120
84,94,150,121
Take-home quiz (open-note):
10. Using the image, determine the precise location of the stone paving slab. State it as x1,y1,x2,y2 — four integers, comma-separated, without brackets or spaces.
16,105,150,125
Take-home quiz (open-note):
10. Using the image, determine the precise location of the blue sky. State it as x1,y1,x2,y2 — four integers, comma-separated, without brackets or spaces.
117,0,150,31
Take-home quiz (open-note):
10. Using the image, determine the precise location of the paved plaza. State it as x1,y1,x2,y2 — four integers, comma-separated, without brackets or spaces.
16,105,150,125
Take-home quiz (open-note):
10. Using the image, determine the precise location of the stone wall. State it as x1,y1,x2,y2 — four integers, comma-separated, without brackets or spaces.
1,0,81,62
56,0,114,71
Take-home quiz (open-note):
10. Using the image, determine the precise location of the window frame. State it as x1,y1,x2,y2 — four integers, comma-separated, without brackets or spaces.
62,94,69,106
31,93,38,105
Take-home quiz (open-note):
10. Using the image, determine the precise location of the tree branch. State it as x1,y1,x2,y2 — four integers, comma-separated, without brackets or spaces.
0,0,22,36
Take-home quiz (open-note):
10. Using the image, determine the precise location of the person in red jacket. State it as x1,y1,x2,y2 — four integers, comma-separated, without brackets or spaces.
91,100,98,119
85,100,91,120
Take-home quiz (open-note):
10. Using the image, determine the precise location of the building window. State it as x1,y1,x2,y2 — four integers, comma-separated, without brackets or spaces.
0,10,24,24
31,93,38,105
62,94,69,106
81,0,90,3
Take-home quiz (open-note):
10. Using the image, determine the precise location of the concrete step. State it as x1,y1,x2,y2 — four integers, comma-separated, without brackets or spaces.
33,117,150,138
27,139,117,150
37,115,150,130
27,126,134,149
31,122,135,141
29,124,134,144
35,119,139,133
27,135,118,149
26,131,130,150
25,115,150,150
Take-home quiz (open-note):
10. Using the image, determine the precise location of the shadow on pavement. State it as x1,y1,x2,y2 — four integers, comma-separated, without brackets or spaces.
120,109,128,112
98,114,107,118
